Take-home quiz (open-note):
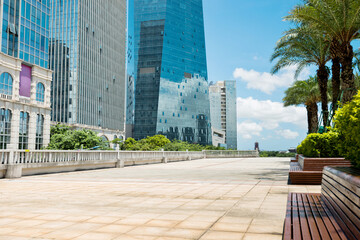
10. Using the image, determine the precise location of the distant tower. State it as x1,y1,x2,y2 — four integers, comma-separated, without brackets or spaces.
209,81,237,149
255,142,259,151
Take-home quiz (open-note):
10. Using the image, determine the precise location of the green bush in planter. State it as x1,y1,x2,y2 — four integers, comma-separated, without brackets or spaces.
297,131,340,158
333,91,360,168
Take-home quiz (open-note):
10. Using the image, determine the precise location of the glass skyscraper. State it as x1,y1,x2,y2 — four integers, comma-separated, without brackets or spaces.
49,0,127,132
133,0,212,145
2,0,50,68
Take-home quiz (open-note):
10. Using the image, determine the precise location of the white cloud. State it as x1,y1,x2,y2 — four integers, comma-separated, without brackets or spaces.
237,97,307,130
233,66,310,94
237,121,263,140
276,129,299,139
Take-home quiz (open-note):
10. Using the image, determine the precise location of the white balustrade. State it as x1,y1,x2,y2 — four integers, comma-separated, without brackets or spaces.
0,149,259,179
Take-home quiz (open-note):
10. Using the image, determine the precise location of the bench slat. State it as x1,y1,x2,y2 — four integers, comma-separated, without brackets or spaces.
292,193,302,240
297,194,311,239
283,193,293,240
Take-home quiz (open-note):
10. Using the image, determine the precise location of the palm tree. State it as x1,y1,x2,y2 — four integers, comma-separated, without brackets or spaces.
271,26,331,127
283,77,321,133
287,0,360,103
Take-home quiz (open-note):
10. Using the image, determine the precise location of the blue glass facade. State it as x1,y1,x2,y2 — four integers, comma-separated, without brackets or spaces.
19,0,50,68
133,0,212,145
1,0,50,68
1,0,21,57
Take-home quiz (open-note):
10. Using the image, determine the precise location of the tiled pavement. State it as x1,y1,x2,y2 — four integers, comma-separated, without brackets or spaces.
0,157,320,240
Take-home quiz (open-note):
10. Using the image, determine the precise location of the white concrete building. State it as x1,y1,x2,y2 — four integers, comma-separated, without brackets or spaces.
0,52,52,150
209,81,237,149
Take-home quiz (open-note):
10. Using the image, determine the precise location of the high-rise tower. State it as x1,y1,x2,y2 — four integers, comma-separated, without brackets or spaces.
209,81,237,150
49,0,127,137
133,0,211,145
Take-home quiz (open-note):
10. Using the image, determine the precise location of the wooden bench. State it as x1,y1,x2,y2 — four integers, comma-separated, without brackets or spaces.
284,193,348,239
283,167,360,239
301,157,352,171
289,162,323,185
289,156,352,185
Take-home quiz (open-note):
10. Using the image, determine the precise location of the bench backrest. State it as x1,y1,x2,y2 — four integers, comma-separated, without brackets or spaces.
299,155,351,171
321,167,360,239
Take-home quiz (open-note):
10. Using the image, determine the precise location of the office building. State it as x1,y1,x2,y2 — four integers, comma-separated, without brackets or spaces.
209,81,237,149
0,0,52,150
49,0,127,142
133,0,212,145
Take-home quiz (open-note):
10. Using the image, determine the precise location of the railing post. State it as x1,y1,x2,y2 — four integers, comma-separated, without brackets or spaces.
8,150,14,164
186,149,191,161
5,150,22,179
162,149,167,164
116,150,124,168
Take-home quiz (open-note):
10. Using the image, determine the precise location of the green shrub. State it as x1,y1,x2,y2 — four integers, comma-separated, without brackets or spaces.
297,131,340,158
333,91,360,168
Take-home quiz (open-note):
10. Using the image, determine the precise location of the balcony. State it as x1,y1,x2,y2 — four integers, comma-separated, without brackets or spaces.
0,93,12,100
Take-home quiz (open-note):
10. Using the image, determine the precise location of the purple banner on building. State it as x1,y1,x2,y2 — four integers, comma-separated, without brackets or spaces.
19,64,32,97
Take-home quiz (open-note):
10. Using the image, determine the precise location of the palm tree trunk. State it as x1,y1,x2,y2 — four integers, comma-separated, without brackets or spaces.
331,57,341,110
330,39,341,111
317,64,329,127
306,102,318,134
339,43,357,103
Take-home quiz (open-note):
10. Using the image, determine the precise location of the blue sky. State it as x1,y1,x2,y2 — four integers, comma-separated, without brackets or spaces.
203,0,313,150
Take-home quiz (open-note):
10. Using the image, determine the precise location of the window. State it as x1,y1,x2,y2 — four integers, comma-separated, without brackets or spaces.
113,135,118,150
35,114,44,149
0,72,13,96
36,82,45,102
101,135,109,147
19,112,29,149
0,109,11,149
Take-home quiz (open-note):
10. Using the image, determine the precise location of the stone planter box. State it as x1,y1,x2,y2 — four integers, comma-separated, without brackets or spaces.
298,154,351,171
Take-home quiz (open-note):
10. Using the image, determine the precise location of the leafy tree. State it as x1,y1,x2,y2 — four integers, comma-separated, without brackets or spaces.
271,26,331,126
50,123,70,135
283,77,323,133
47,125,109,150
286,0,360,103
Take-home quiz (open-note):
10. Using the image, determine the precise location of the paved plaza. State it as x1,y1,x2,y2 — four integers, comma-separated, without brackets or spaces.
0,158,320,240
